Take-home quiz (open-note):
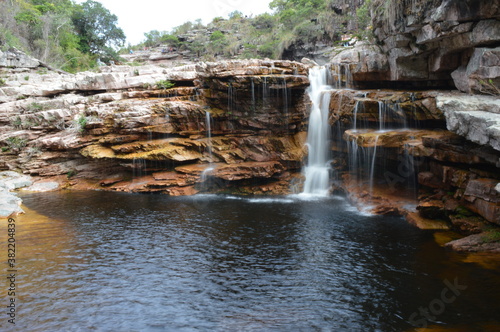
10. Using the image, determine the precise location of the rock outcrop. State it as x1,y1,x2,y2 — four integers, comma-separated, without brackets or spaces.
329,0,500,92
437,94,500,152
0,52,311,198
1,30,499,251
324,86,500,252
0,171,32,218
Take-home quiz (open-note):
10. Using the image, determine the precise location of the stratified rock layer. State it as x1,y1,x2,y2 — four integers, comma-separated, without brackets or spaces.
329,0,500,93
0,56,310,196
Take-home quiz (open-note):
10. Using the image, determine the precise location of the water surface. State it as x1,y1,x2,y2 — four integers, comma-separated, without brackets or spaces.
2,191,500,331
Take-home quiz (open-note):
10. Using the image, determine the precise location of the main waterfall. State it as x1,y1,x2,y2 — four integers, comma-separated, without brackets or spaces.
302,67,332,195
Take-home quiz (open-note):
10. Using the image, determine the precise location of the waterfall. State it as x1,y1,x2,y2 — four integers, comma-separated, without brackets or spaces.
205,111,213,162
332,64,353,89
378,101,386,131
199,111,215,192
262,76,268,106
353,100,360,131
369,135,380,195
302,67,332,195
132,157,147,178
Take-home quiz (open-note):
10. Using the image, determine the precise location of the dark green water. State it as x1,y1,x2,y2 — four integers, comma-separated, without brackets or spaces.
3,191,500,331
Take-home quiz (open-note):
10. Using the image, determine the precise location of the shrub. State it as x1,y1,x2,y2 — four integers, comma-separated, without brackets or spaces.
10,116,22,128
155,80,175,89
6,137,27,151
77,114,87,133
26,102,44,112
67,169,77,178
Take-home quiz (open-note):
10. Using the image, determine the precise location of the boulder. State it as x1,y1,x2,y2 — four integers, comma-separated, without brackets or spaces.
451,47,500,94
0,191,23,218
0,49,40,68
437,94,500,152
445,233,500,253
329,43,389,86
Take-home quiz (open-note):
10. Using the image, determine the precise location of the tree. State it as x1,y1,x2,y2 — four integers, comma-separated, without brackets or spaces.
208,30,228,56
143,30,162,47
72,0,125,62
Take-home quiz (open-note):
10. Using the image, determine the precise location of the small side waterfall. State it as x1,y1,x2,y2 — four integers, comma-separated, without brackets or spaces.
302,67,332,195
205,111,213,162
369,135,380,195
199,111,215,191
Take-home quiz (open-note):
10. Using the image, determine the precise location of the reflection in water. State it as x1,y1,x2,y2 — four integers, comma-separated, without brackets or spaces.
1,191,499,331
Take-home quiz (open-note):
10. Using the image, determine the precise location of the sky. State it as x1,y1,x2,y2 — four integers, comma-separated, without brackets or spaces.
75,0,274,45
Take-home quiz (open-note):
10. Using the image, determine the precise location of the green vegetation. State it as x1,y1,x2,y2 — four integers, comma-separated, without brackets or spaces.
129,0,370,60
26,102,44,112
72,0,126,64
478,79,500,96
0,0,126,72
76,114,87,133
155,80,175,90
356,0,373,39
67,168,77,178
2,0,373,71
482,228,500,243
6,136,27,151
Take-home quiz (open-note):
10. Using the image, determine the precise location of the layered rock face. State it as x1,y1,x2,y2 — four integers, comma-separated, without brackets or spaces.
0,55,310,196
331,0,500,92
1,1,499,250
323,0,500,250
326,89,500,228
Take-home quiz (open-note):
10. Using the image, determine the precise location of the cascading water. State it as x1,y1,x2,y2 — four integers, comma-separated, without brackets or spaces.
369,135,380,195
302,67,332,195
199,111,215,190
378,101,387,131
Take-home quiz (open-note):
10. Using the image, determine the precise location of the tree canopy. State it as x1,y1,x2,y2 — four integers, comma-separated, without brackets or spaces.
0,0,126,72
134,0,368,61
72,0,126,63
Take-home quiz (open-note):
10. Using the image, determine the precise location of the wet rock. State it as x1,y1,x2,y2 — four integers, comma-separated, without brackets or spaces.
24,181,60,192
449,215,485,235
344,129,443,148
445,233,500,253
0,171,33,217
417,200,447,220
406,212,451,230
0,191,23,218
464,178,500,203
212,161,285,181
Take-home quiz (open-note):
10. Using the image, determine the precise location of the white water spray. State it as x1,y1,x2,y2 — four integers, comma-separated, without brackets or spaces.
302,67,332,195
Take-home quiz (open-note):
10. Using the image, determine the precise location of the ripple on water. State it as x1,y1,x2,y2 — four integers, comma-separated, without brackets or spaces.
8,191,500,331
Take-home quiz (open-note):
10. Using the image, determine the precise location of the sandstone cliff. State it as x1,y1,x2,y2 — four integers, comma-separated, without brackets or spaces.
1,0,499,251
324,0,500,251
0,54,311,200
